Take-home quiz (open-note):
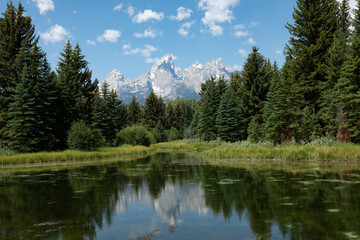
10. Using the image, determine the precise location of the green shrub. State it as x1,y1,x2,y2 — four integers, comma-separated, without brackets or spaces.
116,125,154,146
67,121,106,150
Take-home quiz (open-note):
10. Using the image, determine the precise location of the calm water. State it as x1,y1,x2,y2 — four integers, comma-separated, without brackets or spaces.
1,153,360,240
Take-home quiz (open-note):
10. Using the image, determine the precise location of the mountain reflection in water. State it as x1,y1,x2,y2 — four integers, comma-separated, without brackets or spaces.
0,153,360,240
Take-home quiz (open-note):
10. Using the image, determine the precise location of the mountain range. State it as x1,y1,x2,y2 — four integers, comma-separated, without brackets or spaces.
102,54,234,103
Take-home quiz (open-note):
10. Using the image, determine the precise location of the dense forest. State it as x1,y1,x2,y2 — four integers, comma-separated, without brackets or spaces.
1,0,360,153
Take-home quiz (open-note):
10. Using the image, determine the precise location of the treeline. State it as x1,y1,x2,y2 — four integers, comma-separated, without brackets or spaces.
190,0,360,144
2,0,360,152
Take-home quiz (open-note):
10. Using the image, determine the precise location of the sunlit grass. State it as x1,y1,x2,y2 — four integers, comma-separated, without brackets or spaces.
0,145,149,166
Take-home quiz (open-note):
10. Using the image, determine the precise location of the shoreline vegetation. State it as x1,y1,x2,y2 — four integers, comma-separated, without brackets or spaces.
2,140,360,171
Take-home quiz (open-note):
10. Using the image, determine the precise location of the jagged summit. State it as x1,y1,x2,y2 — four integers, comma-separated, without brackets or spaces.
102,54,233,103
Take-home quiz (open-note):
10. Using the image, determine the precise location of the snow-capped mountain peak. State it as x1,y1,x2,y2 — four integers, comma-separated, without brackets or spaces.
102,54,233,103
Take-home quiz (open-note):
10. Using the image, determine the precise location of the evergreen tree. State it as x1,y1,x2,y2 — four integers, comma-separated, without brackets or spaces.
263,62,300,144
215,90,241,142
338,0,351,39
7,66,42,152
0,2,37,143
237,47,272,140
164,102,176,129
173,104,185,136
335,0,360,142
285,0,338,115
143,91,165,129
198,78,221,141
298,106,321,142
153,120,166,142
127,96,142,125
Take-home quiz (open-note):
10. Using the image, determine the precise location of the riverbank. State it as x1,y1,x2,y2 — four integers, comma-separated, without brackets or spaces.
0,145,149,166
2,140,360,169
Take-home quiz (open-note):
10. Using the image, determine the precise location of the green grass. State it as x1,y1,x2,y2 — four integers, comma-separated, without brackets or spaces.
0,145,149,166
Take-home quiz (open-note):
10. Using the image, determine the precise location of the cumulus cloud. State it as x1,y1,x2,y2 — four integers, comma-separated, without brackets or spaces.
133,9,164,23
122,43,159,63
41,24,70,44
87,40,96,46
134,28,158,38
97,29,121,43
233,24,245,30
238,49,248,57
244,37,256,45
170,7,193,21
249,21,259,28
178,21,195,37
113,3,123,11
199,0,239,36
235,30,249,37
126,6,135,17
32,0,54,15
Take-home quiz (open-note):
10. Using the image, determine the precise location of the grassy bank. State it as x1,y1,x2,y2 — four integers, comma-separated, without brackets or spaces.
0,145,149,166
151,140,360,162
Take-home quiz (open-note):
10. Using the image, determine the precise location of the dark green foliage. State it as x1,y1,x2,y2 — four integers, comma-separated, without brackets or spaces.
163,102,175,129
321,32,348,136
247,118,264,143
116,125,154,146
153,120,167,143
298,107,321,142
285,0,338,114
127,96,142,125
0,2,37,142
338,0,351,39
92,81,126,145
186,110,200,139
168,127,181,141
263,63,300,144
67,120,105,150
143,91,165,129
215,91,241,142
237,47,272,139
55,41,98,148
173,104,185,135
198,77,222,141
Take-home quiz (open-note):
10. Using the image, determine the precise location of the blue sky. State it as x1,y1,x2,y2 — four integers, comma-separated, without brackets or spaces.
1,0,312,81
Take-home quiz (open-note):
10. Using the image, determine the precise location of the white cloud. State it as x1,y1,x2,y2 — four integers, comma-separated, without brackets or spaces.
87,40,96,46
199,0,239,36
235,30,249,37
126,6,135,17
178,21,195,37
170,7,193,21
97,29,121,43
233,24,245,30
238,49,248,57
249,21,259,28
32,0,54,15
134,28,158,38
73,10,77,14
275,50,282,54
41,24,70,44
133,9,164,23
114,3,123,12
122,43,158,63
244,37,256,45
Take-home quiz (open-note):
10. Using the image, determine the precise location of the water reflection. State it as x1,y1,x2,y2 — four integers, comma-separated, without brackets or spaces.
0,153,360,240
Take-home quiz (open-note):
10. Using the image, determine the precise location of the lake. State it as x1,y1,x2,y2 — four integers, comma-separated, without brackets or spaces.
1,153,360,240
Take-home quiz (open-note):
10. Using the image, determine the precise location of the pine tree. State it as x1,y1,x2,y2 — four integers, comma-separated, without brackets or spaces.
237,47,272,140
263,62,300,144
127,96,142,125
285,0,338,115
335,0,360,142
164,102,175,129
173,104,185,136
7,66,43,152
338,0,351,39
215,90,241,142
0,2,37,142
198,77,221,141
298,107,321,142
143,91,165,129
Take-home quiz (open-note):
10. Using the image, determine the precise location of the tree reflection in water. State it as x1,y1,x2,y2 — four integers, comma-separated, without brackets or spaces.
0,153,359,239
